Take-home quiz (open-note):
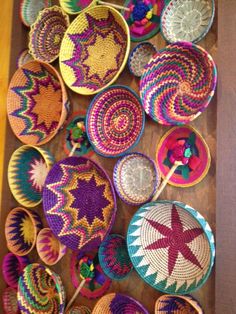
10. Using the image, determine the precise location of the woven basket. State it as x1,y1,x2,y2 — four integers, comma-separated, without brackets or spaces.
67,305,91,314
140,41,217,125
16,49,33,68
36,228,67,266
86,86,145,157
127,200,215,294
29,6,70,63
113,152,160,205
59,6,130,95
7,60,69,146
2,287,19,314
8,145,54,208
20,0,52,27
59,0,94,15
161,0,215,43
17,263,65,314
92,293,149,313
5,207,43,256
43,156,117,251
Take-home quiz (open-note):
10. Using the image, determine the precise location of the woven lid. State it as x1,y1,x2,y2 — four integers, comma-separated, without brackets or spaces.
2,287,19,314
16,49,33,68
66,305,91,314
59,0,94,15
127,200,215,294
20,0,52,27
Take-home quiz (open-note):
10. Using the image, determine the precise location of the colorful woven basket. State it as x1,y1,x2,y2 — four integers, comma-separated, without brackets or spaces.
43,156,117,251
156,126,211,187
113,152,160,205
2,253,30,288
86,86,145,157
59,0,94,15
29,6,70,63
7,60,69,146
5,207,43,256
20,0,52,27
66,305,91,314
8,145,54,207
140,41,217,125
2,287,19,314
59,6,130,95
98,234,133,280
128,42,157,77
16,49,33,68
36,228,67,266
92,293,149,313
161,0,215,43
127,200,215,294
17,263,65,314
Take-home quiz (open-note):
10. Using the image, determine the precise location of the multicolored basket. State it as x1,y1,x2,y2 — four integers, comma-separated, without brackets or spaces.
59,6,130,95
29,6,70,63
92,293,149,313
113,152,160,205
140,41,217,125
156,126,211,187
16,49,33,68
2,287,19,314
86,86,145,157
8,145,54,207
43,156,117,251
59,0,94,15
161,0,215,43
17,263,65,314
5,207,43,256
7,60,69,146
20,0,52,27
66,305,91,314
127,200,215,294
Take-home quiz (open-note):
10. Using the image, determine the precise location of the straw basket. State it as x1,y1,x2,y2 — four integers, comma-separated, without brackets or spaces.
20,0,52,27
66,305,91,314
2,287,19,314
16,49,33,68
59,0,94,15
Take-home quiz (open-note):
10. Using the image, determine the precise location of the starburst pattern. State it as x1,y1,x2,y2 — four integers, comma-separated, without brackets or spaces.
28,157,49,192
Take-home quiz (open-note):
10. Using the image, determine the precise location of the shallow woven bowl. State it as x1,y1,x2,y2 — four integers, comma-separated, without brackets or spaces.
113,152,160,205
29,6,70,63
8,145,54,208
161,0,215,43
140,41,217,125
86,86,145,157
16,49,33,68
5,207,43,256
2,287,19,314
67,305,91,314
127,200,215,294
7,60,69,146
43,156,117,251
20,0,52,27
59,6,130,95
59,0,94,15
17,263,65,314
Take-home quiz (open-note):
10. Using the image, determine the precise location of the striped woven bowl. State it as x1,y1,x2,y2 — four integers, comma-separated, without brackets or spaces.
66,306,91,314
59,0,94,15
2,287,19,314
20,0,52,27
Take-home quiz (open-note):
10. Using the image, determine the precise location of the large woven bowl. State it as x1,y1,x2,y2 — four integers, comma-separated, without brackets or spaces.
67,306,91,314
2,287,19,314
59,6,130,95
17,263,65,314
7,60,69,146
8,145,54,207
161,0,215,43
127,200,215,294
86,86,145,157
140,41,217,125
43,156,117,251
29,6,70,63
20,0,52,27
59,0,94,15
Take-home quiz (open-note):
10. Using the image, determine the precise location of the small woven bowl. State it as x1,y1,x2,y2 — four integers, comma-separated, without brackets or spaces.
59,6,130,95
2,287,19,314
36,228,67,266
17,263,65,314
67,306,91,314
7,60,69,146
8,145,54,208
2,253,30,288
127,200,215,294
86,86,145,157
161,0,215,43
98,234,133,281
113,152,160,205
16,49,33,68
140,41,217,125
59,0,94,15
20,0,52,27
29,6,70,63
5,207,43,256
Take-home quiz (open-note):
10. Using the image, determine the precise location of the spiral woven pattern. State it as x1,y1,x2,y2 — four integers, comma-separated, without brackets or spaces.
2,287,19,314
86,86,145,157
17,263,65,314
127,201,215,294
67,305,91,314
20,0,52,27
140,42,217,125
16,49,33,68
59,0,94,15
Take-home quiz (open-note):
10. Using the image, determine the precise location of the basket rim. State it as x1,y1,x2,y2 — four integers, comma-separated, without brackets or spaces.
20,0,52,27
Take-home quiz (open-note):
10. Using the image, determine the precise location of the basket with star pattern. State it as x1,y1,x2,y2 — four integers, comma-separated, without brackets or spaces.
20,0,52,27
2,287,19,314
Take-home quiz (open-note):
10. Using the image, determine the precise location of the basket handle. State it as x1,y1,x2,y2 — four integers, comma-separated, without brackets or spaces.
98,1,130,11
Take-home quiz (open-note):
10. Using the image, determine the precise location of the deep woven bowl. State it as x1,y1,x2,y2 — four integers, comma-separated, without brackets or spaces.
5,207,43,256
16,49,33,68
7,60,69,145
43,156,117,251
66,305,91,314
2,287,19,314
86,86,145,157
161,0,215,43
20,0,52,27
92,293,149,314
59,0,94,15
113,152,160,205
17,263,65,314
29,6,70,63
59,6,130,95
140,41,217,125
8,145,54,207
127,200,215,294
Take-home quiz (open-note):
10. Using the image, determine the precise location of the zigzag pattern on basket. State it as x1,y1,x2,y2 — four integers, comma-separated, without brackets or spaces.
60,0,93,14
